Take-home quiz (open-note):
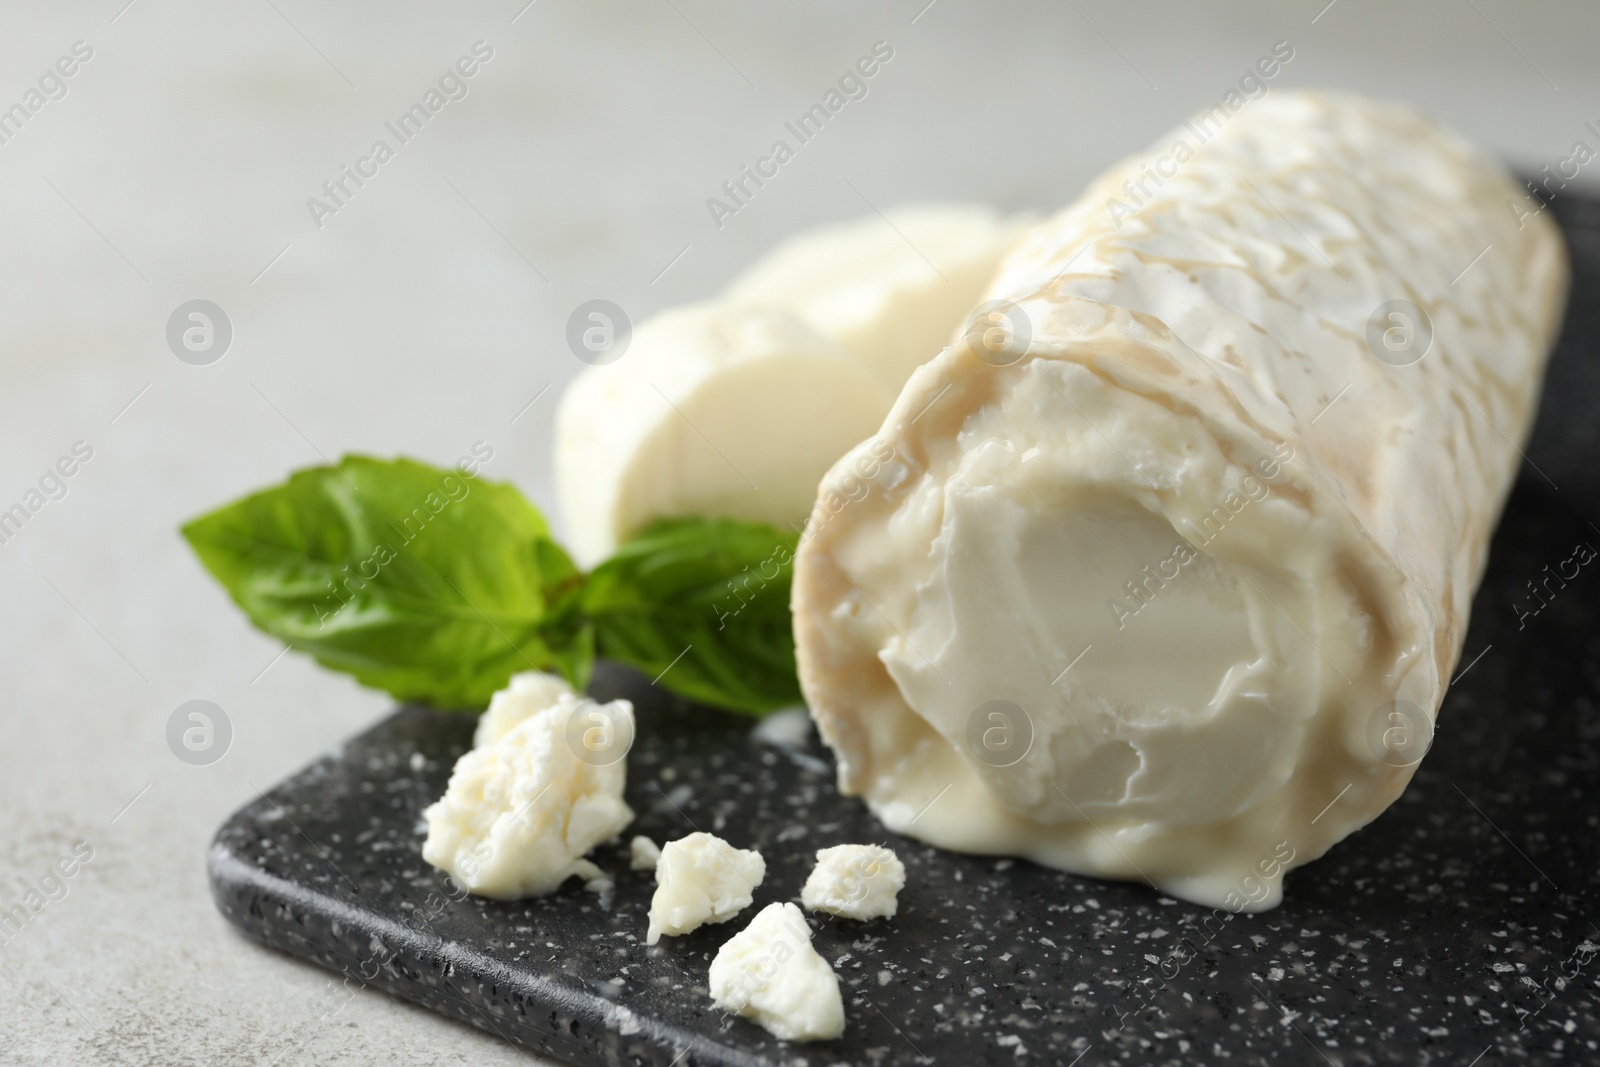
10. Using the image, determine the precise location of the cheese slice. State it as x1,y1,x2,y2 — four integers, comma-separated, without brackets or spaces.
554,207,1028,566
791,91,1568,911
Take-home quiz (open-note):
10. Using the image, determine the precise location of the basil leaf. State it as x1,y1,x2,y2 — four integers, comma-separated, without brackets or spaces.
183,460,804,716
584,517,801,715
181,456,589,709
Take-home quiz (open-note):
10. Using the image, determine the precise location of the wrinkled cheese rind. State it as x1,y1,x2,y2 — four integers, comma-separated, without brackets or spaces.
792,91,1567,911
708,902,845,1042
645,832,765,944
422,692,635,899
473,670,576,748
801,844,906,920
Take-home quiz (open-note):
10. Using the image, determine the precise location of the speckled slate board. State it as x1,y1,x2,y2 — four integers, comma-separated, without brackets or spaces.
210,191,1600,1067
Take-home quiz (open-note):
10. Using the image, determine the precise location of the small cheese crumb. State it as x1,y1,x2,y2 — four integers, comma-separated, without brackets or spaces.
472,670,576,748
749,706,814,749
709,902,845,1042
422,692,633,898
630,835,662,873
646,832,764,945
801,844,905,920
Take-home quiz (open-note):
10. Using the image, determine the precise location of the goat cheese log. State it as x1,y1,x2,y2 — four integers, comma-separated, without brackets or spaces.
555,206,1026,565
555,303,891,566
792,91,1568,911
725,205,1032,393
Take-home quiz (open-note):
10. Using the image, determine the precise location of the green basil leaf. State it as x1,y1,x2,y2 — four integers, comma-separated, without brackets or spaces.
584,517,800,715
181,455,590,708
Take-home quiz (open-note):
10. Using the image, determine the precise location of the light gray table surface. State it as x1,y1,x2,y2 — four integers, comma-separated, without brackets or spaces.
1,1,1596,1063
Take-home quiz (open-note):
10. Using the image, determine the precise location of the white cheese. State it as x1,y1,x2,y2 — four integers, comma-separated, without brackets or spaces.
801,844,905,920
421,692,635,899
554,303,893,565
554,207,1027,566
472,669,575,748
725,203,1032,392
630,834,662,873
792,91,1567,911
708,902,845,1042
748,706,814,749
645,832,765,945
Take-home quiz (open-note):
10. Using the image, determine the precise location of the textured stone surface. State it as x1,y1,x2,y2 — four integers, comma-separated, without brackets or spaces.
3,5,1598,1065
213,208,1600,1064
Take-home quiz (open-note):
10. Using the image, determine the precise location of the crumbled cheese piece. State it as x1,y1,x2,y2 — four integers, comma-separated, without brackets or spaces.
630,834,662,873
472,669,575,748
801,844,906,920
422,692,633,898
748,706,815,749
709,902,845,1041
646,832,764,945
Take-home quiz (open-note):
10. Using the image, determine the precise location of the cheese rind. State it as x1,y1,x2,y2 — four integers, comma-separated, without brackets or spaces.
645,832,765,944
422,692,635,899
708,902,845,1042
792,91,1568,911
801,844,905,920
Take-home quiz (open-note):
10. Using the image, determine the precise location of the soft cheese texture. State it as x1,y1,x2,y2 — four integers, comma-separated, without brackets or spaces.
422,692,635,898
555,304,892,565
645,832,765,944
726,204,1031,392
555,207,1027,565
630,834,662,873
801,844,905,920
708,902,845,1042
472,669,575,748
792,91,1568,911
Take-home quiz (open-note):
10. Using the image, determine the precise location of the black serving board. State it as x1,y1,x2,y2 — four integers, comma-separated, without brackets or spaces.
210,192,1600,1067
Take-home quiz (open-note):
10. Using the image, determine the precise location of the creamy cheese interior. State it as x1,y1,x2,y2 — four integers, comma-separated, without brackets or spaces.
821,356,1384,907
886,361,1334,829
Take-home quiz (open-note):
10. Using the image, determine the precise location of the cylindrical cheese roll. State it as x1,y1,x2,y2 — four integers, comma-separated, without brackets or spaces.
792,91,1568,910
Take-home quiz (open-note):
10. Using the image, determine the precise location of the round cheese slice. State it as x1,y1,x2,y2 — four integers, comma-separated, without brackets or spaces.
791,91,1568,911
